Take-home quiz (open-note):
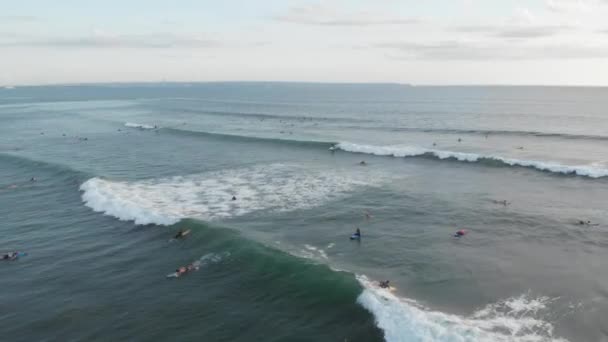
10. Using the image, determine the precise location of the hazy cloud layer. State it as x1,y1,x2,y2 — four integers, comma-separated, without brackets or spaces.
454,25,572,38
0,32,218,49
378,40,608,60
275,4,420,26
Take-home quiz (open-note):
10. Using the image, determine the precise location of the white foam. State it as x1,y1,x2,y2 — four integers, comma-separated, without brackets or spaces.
304,244,328,259
335,142,608,178
195,252,230,266
124,122,156,129
80,163,371,226
356,275,567,342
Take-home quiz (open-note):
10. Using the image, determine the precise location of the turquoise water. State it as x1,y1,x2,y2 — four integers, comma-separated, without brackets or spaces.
1,83,608,341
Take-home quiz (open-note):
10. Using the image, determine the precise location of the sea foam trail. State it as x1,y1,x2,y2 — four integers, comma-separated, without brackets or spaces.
80,163,372,225
336,142,608,178
124,122,156,129
356,276,568,342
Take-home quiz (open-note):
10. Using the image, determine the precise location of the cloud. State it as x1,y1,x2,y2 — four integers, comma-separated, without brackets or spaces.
274,4,420,26
377,40,608,60
454,24,572,38
0,32,219,49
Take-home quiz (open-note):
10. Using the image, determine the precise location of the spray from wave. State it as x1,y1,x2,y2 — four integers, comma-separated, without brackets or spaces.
335,142,608,178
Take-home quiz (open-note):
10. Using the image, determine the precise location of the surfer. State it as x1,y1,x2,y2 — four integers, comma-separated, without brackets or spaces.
458,138,462,142
359,161,367,166
231,196,237,201
454,229,467,238
493,199,509,206
364,210,372,221
379,280,390,289
30,177,37,182
174,229,188,239
579,220,598,226
2,251,18,260
351,228,361,240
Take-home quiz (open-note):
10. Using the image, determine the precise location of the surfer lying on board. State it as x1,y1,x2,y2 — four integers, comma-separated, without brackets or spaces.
176,263,198,275
454,229,467,238
379,280,390,289
2,251,18,260
579,220,599,226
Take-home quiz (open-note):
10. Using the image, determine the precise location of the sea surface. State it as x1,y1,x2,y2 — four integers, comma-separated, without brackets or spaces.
1,83,608,342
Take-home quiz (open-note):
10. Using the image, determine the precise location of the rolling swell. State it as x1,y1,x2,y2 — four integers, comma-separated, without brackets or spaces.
159,126,333,149
336,142,608,178
388,127,608,141
149,105,374,123
163,220,384,342
137,219,570,342
126,123,608,179
0,153,87,182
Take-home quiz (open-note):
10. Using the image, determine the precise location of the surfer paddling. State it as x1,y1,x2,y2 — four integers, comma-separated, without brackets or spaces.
173,229,191,240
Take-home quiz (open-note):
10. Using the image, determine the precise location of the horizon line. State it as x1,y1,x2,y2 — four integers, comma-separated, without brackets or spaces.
3,80,608,88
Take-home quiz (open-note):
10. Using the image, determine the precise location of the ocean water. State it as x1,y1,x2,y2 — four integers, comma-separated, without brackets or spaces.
1,83,607,342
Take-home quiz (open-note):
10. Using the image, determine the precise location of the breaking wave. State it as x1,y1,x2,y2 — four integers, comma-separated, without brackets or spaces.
80,163,372,225
335,142,608,178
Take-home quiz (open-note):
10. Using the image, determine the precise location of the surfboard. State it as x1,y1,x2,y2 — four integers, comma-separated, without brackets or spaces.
350,234,361,240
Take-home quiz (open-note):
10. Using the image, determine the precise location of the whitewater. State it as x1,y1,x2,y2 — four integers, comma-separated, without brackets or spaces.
335,142,608,178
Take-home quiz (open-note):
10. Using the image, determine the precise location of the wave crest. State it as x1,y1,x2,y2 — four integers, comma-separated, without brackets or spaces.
335,142,608,178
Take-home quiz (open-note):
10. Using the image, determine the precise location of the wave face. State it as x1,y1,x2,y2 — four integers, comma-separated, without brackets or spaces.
356,276,566,342
336,142,608,178
80,163,370,225
151,220,573,342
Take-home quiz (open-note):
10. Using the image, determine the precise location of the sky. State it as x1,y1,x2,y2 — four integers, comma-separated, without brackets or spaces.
2,0,608,86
